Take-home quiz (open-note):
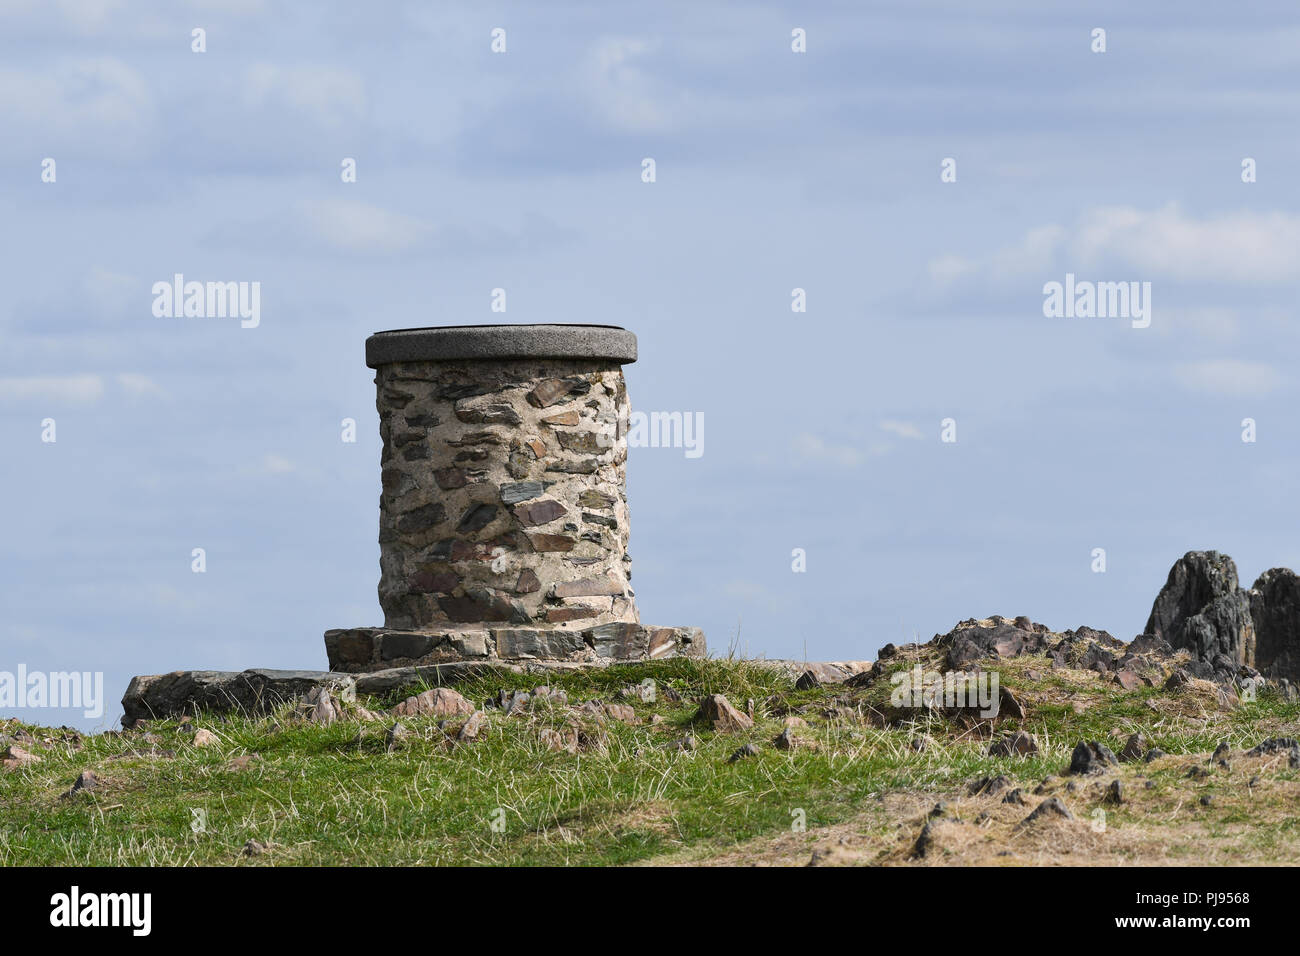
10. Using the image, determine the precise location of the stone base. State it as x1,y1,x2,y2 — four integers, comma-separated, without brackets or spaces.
324,623,706,672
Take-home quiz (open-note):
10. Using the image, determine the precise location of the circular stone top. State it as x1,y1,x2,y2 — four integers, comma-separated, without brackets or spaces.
366,324,637,368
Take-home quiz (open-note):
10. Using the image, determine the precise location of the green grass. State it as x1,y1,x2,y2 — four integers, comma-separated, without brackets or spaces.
3,656,1299,866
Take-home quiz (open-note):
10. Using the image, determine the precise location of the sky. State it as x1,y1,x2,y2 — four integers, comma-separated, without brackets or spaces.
3,0,1300,730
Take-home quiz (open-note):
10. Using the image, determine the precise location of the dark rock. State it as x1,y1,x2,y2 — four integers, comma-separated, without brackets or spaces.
1143,748,1167,763
512,499,567,526
1068,740,1118,775
997,685,1026,718
439,587,530,624
941,617,1055,669
1104,780,1124,805
1002,788,1028,806
384,722,408,752
968,774,1013,796
453,402,521,425
456,503,499,533
1250,568,1300,682
1019,797,1073,825
1119,733,1147,762
727,743,758,763
61,770,99,799
121,670,359,725
1145,551,1254,672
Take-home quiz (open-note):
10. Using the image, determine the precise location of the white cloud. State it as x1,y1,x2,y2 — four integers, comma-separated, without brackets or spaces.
0,374,104,403
793,432,876,467
115,373,166,398
1073,204,1300,282
879,420,924,440
930,204,1300,286
1173,359,1283,397
584,37,672,133
0,58,152,143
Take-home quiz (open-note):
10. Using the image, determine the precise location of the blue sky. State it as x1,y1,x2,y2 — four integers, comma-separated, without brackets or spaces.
3,0,1299,729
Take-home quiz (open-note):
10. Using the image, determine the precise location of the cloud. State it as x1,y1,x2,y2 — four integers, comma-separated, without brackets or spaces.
879,420,924,440
584,37,672,133
929,204,1300,287
115,373,166,398
0,374,104,403
792,432,875,467
1173,359,1283,397
1073,204,1300,282
0,58,153,148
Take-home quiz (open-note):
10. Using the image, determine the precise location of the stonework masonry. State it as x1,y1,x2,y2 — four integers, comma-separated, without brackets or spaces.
324,324,706,670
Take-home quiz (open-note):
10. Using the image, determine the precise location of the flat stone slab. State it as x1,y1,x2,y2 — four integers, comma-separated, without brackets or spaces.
365,324,637,368
120,663,515,725
324,624,706,672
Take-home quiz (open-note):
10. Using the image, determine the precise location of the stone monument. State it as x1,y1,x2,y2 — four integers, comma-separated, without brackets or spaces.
324,324,705,671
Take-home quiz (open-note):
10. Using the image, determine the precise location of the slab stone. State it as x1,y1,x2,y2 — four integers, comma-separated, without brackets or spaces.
365,324,637,367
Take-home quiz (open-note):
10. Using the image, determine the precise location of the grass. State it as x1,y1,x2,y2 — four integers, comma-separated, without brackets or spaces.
3,654,1299,866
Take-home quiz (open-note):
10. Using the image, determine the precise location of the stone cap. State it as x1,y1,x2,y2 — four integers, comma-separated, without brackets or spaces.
366,324,637,368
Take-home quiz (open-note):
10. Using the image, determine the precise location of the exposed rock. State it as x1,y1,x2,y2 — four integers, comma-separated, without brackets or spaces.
457,711,487,742
1144,551,1254,677
696,694,754,732
727,743,758,763
1019,797,1073,825
191,728,219,748
60,770,99,799
385,721,409,752
941,616,1056,669
122,669,364,725
968,774,1013,796
1068,740,1118,775
539,726,579,754
296,686,340,726
1250,568,1300,682
1104,780,1124,805
1,744,41,770
1119,733,1147,762
988,731,1038,757
602,703,638,724
997,685,1026,718
794,663,852,690
391,687,476,719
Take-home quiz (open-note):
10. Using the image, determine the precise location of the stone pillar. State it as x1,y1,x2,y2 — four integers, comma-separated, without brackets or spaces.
325,324,705,672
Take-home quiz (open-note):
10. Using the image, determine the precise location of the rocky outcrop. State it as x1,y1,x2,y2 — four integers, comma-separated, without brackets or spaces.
1143,551,1255,675
1250,568,1300,681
